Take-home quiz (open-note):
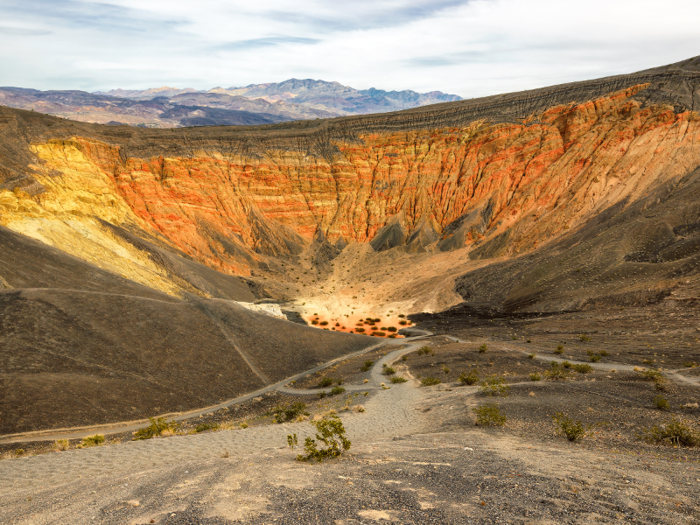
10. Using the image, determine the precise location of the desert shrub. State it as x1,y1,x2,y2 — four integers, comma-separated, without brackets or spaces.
527,353,535,359
421,376,442,386
554,345,564,355
573,364,593,374
544,362,570,380
588,352,602,362
355,327,366,333
318,377,334,388
311,320,319,325
14,449,25,457
390,376,408,383
654,395,670,411
380,326,388,330
53,439,69,451
639,418,699,447
511,336,517,340
288,415,351,462
579,334,591,342
527,339,532,344
599,350,609,357
318,391,327,399
134,417,179,440
82,434,105,447
640,369,663,381
552,413,589,442
360,360,374,372
417,346,432,355
459,369,479,385
398,314,405,318
479,376,510,397
320,321,328,326
371,331,386,337
387,327,397,332
330,386,346,396
478,344,488,354
530,373,542,381
401,355,408,361
473,403,507,426
683,361,697,368
240,422,248,429
273,402,309,423
443,365,450,374
336,378,343,385
399,320,408,326
382,364,396,375
562,361,572,369
195,422,220,433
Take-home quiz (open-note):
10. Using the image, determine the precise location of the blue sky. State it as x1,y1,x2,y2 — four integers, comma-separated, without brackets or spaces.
1,0,699,97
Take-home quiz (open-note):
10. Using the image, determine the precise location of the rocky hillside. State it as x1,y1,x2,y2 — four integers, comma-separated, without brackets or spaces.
1,56,699,310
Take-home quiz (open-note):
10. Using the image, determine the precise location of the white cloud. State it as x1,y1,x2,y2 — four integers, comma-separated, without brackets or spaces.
0,0,698,96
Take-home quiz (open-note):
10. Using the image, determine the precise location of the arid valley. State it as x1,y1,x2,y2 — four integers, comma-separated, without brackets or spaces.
1,44,700,524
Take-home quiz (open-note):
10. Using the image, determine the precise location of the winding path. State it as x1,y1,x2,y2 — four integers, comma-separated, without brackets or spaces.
0,333,432,493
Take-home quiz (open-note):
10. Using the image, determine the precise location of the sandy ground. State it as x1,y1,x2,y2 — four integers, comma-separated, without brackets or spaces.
1,331,699,524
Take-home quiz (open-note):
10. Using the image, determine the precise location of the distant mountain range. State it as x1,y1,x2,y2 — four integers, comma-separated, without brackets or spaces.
0,80,462,128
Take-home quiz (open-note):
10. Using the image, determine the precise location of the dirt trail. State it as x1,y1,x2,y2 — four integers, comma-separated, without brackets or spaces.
0,339,428,493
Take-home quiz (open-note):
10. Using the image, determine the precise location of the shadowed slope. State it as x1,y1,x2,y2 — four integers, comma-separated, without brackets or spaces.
0,228,373,435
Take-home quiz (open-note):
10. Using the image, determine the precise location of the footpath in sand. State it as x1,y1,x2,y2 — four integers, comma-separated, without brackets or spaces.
0,338,428,493
1,330,699,524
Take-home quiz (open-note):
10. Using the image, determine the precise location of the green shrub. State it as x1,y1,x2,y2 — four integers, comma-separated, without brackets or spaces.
579,334,591,342
320,321,328,326
421,376,442,386
682,361,697,368
390,376,408,383
382,365,396,376
640,369,663,381
530,373,542,381
401,355,408,361
552,413,589,442
573,364,593,374
478,344,488,353
639,418,699,447
442,365,450,374
544,362,571,381
399,320,408,326
273,402,308,423
417,346,432,356
82,434,105,447
288,415,352,462
387,327,397,332
473,403,506,426
330,386,346,396
479,376,510,397
654,395,670,411
527,353,536,359
195,422,220,433
562,361,572,369
599,350,609,357
371,331,386,337
554,345,564,355
459,369,479,385
134,417,179,440
511,336,517,340
527,339,532,344
588,353,601,363
318,377,334,388
360,360,374,372
356,327,366,333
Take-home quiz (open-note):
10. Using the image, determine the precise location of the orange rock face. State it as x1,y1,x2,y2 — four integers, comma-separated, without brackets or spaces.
36,85,700,274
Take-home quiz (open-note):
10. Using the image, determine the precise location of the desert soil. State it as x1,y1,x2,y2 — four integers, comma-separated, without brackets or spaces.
1,328,698,524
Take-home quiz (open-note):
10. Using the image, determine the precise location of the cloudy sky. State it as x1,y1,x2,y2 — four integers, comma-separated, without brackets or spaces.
1,0,699,97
